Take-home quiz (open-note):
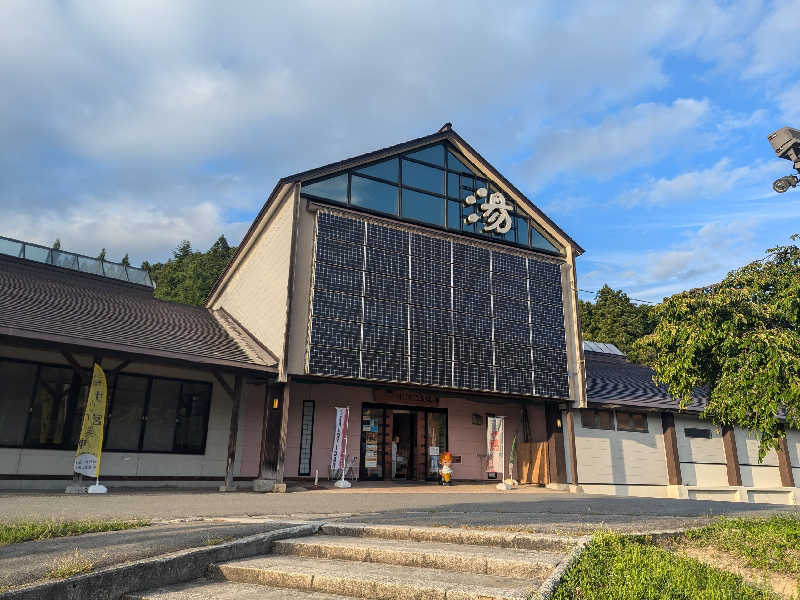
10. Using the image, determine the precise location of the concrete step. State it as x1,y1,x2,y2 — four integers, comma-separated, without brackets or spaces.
321,522,573,552
273,534,563,578
125,580,354,599
210,554,540,600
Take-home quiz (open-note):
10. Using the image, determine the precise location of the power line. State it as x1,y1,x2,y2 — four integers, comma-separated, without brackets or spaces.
575,288,658,305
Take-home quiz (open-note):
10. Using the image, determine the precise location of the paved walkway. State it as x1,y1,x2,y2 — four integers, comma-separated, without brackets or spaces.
1,484,794,532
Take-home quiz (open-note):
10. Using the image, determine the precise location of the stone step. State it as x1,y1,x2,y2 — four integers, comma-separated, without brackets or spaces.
124,580,354,599
210,554,540,600
321,522,573,552
273,534,563,579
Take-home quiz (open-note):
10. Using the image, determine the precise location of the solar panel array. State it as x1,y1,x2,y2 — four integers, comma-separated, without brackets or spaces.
308,211,570,398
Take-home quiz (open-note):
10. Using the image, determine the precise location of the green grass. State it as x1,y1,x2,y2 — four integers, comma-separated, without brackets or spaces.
683,514,800,576
0,519,149,546
551,532,777,600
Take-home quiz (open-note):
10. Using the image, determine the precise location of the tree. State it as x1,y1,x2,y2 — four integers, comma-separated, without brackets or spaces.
144,235,237,306
97,248,106,261
121,253,130,267
579,284,656,361
635,236,800,458
52,239,61,250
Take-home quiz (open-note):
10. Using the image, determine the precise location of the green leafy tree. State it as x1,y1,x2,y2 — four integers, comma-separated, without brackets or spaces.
579,284,656,361
97,248,106,261
145,235,236,306
635,236,800,458
52,239,61,250
121,253,130,267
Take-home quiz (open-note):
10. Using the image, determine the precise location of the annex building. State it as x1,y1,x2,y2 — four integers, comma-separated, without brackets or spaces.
1,124,799,504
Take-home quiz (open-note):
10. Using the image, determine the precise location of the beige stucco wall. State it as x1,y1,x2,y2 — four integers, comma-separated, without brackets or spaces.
573,411,668,486
674,415,728,486
735,427,782,487
0,344,264,489
285,202,317,376
210,184,297,376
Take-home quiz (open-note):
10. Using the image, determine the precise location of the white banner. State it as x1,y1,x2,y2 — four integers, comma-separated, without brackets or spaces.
486,416,504,473
330,407,349,471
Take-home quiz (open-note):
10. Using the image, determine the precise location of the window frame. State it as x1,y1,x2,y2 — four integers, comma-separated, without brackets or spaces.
300,142,564,256
615,410,649,433
0,356,213,455
298,400,315,476
684,427,712,439
580,408,614,430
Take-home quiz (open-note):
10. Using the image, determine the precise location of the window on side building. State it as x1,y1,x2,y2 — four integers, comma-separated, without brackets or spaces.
616,411,649,433
0,360,38,446
581,408,613,430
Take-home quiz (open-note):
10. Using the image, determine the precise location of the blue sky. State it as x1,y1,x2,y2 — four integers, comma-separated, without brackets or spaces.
1,1,799,303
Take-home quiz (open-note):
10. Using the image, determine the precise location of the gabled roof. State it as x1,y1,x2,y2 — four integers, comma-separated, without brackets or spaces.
207,124,583,305
0,253,277,374
584,346,707,413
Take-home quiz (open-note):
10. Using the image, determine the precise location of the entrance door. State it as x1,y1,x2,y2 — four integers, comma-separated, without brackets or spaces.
391,410,415,480
426,411,447,481
359,406,385,480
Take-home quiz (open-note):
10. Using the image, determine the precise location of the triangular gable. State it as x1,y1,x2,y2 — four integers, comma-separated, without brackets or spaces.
301,139,564,256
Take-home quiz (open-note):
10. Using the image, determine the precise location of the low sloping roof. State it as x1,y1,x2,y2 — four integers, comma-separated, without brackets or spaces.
0,253,277,373
585,349,707,413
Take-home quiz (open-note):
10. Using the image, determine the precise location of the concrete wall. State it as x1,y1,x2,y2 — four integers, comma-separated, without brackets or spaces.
573,410,668,487
284,382,537,481
674,415,728,486
786,430,800,485
0,345,264,489
210,185,297,374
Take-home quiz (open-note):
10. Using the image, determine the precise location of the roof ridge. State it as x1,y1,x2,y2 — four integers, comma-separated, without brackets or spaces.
211,307,280,368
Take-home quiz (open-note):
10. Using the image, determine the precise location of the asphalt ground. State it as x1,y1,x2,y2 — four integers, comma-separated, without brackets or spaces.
1,484,795,530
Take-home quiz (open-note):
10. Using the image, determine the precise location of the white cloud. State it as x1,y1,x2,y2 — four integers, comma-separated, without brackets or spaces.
777,82,800,124
525,98,710,186
744,2,800,79
616,158,786,206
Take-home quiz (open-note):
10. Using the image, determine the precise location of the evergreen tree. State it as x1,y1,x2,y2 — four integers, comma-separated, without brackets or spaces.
579,284,656,362
144,235,237,306
97,248,106,261
121,253,130,267
52,239,61,250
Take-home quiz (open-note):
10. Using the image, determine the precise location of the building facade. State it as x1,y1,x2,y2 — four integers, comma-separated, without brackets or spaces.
1,124,798,504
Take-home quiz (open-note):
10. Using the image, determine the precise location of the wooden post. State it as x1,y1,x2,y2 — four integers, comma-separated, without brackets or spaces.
777,435,795,487
721,426,742,486
661,413,682,486
257,382,286,489
566,409,579,486
546,403,567,485
216,373,242,492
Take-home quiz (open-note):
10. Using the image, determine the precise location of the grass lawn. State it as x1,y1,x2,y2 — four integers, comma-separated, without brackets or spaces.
552,531,778,599
0,519,149,546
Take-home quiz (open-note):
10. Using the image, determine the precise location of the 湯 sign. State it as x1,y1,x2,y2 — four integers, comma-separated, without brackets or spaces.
464,187,513,234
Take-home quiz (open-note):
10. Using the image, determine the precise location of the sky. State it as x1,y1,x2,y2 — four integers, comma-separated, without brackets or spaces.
1,1,799,303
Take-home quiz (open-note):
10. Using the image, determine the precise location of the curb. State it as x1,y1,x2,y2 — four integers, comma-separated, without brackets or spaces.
532,535,591,600
0,523,320,600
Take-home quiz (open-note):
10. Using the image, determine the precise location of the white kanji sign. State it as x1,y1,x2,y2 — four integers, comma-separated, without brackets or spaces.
464,187,513,234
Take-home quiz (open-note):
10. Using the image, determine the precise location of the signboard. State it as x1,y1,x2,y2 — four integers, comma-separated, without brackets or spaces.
486,416,504,473
73,364,107,478
330,406,349,471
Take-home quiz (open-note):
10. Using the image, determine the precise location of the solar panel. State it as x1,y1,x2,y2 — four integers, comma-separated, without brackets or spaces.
307,210,570,398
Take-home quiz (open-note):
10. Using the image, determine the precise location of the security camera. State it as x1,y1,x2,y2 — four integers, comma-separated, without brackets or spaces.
773,174,799,193
768,127,800,170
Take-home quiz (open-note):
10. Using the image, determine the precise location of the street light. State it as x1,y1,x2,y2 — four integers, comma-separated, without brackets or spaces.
767,127,800,193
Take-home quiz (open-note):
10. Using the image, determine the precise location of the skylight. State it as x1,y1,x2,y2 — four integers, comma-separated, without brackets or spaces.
0,236,154,288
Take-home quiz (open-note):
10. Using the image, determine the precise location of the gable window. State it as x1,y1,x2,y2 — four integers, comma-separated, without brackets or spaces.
581,409,613,430
616,411,649,433
300,143,563,255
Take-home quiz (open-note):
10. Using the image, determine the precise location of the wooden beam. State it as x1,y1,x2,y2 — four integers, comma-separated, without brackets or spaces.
108,360,133,377
222,374,243,491
566,409,579,485
61,352,91,385
259,382,285,481
777,434,795,487
212,370,236,400
546,403,567,484
721,426,742,486
661,413,682,485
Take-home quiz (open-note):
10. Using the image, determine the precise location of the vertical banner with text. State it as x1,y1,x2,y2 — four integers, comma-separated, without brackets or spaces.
330,406,349,471
486,416,505,473
73,364,107,478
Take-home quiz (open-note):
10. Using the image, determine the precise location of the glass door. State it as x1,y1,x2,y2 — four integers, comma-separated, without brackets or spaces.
425,411,447,481
360,406,385,480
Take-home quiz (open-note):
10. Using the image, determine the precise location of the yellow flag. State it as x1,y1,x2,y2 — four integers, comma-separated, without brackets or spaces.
74,364,107,478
